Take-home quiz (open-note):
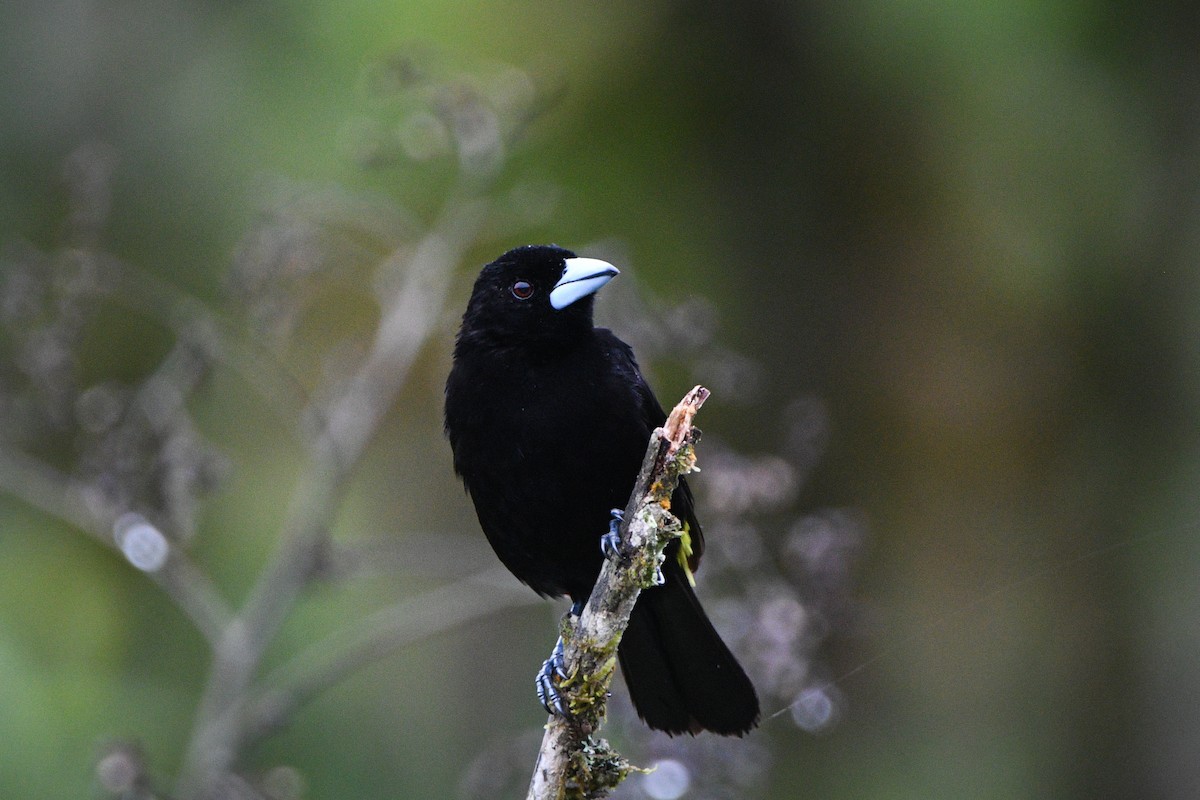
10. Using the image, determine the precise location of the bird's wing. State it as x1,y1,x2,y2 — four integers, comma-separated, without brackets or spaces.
596,329,706,570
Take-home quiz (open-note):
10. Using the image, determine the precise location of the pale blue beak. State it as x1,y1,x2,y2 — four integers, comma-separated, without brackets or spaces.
549,257,620,310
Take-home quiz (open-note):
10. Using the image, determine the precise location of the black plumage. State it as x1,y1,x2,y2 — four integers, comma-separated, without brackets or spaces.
444,244,759,735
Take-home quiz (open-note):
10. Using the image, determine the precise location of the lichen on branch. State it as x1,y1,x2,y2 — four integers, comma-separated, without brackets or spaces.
527,385,710,800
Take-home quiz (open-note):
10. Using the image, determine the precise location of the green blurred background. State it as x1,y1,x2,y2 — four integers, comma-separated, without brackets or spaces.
3,1,1199,798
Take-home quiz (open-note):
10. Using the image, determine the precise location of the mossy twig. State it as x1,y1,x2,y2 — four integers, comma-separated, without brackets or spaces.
526,386,710,800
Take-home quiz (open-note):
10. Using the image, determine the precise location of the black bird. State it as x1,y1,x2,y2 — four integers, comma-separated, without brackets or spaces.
444,244,759,735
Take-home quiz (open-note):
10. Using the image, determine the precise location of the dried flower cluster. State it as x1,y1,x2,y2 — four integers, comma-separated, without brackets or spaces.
1,145,227,546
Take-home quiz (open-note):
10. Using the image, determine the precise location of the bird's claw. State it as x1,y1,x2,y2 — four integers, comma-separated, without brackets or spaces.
536,636,570,717
652,563,666,585
601,508,624,559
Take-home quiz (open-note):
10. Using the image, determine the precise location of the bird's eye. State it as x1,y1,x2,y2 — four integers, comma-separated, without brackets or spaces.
511,281,534,300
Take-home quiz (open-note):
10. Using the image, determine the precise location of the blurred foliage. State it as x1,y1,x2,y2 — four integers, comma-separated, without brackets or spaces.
3,1,1200,799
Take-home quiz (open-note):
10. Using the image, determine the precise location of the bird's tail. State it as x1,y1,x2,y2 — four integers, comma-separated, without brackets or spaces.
618,559,760,735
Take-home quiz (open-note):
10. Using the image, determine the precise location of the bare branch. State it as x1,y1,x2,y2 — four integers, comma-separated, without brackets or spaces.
0,448,232,644
527,386,710,800
240,567,540,743
111,263,312,426
318,531,497,582
174,192,489,800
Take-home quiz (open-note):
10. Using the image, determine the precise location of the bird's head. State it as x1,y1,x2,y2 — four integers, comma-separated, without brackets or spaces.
458,244,619,349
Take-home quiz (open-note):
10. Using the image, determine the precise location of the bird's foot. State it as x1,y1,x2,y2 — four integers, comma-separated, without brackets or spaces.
535,636,570,717
652,562,666,585
600,508,624,559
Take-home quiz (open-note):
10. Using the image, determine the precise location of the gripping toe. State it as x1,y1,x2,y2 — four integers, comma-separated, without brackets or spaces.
601,508,625,559
535,637,570,717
